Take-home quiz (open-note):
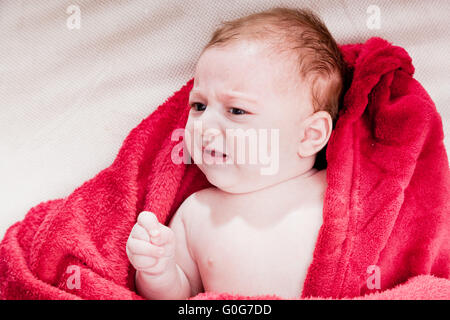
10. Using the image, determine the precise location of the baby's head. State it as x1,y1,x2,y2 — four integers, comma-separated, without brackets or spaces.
185,7,345,193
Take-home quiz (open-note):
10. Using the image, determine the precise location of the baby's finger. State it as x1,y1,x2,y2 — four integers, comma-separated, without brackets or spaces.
137,211,161,237
130,255,157,270
150,225,174,247
130,224,150,242
127,237,165,257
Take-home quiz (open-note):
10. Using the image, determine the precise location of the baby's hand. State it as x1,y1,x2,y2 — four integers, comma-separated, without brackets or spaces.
126,211,175,277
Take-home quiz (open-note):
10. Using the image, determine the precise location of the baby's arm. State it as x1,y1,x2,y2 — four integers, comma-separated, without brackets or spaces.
126,198,202,299
168,200,204,297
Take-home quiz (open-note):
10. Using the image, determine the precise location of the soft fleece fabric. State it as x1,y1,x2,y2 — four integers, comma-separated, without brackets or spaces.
0,37,449,300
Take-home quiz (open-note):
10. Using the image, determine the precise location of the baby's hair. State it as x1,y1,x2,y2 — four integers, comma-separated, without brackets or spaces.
203,7,345,122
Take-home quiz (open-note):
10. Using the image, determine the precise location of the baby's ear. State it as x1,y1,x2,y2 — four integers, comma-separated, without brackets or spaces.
297,111,332,158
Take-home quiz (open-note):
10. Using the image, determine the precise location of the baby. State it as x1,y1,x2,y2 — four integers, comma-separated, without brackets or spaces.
126,7,344,299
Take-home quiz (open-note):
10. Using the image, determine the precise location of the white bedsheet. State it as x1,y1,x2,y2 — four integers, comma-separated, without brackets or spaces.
1,0,449,237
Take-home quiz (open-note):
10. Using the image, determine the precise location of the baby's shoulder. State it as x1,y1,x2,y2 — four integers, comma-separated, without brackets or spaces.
183,187,218,206
177,187,219,221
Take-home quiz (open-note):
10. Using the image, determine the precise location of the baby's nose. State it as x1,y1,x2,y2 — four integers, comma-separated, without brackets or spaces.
202,127,221,145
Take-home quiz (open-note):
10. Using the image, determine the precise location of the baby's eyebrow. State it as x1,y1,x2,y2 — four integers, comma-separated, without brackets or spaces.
219,91,257,103
190,89,257,103
189,89,204,98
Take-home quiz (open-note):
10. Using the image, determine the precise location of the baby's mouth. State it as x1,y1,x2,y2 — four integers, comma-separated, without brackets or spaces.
202,147,228,159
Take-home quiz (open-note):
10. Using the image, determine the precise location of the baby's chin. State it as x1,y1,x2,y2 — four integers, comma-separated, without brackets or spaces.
197,163,237,191
197,163,270,194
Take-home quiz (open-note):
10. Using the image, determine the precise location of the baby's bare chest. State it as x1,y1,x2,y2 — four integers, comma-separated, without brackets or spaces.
189,205,323,298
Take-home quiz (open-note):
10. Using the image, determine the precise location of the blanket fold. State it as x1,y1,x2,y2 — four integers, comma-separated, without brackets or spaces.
1,37,449,300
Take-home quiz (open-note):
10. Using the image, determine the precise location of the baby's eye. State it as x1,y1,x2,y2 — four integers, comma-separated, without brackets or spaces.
190,102,206,112
229,107,247,115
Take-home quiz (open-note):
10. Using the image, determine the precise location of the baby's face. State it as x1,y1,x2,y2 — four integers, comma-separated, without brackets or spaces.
185,40,315,193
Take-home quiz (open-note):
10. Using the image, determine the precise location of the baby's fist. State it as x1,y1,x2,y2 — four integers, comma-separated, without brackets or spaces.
126,211,175,276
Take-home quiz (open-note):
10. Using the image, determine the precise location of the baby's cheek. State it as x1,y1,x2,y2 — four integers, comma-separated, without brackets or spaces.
265,122,284,149
272,124,298,161
183,125,197,158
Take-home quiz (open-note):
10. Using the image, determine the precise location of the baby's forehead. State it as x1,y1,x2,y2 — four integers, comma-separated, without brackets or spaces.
199,39,301,79
194,43,309,104
206,37,294,59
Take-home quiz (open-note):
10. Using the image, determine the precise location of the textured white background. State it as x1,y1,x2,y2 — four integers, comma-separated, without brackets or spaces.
1,0,449,238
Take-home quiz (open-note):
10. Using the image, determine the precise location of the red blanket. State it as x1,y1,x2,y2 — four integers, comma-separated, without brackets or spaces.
1,37,449,300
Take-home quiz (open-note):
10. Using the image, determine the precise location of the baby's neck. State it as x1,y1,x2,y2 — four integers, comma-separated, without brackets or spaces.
216,167,325,224
224,167,321,202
